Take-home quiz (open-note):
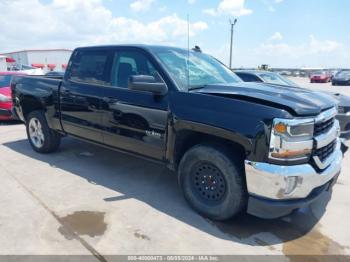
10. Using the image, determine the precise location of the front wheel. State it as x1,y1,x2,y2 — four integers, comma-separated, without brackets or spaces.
26,111,61,153
178,144,246,221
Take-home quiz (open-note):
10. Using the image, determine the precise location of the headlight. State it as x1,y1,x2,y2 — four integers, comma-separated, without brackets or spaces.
0,94,12,102
269,118,314,161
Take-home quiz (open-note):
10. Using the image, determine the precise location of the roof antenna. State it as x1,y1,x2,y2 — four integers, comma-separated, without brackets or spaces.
187,14,190,91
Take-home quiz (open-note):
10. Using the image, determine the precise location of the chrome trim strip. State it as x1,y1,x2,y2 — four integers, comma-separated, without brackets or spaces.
314,120,340,149
315,107,337,123
313,138,341,170
282,139,313,151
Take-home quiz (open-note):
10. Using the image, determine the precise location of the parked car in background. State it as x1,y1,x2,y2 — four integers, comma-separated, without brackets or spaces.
332,70,350,86
330,70,339,80
310,71,332,83
333,93,350,139
8,64,44,75
292,71,300,77
279,70,292,76
235,70,350,140
0,72,26,120
235,70,299,87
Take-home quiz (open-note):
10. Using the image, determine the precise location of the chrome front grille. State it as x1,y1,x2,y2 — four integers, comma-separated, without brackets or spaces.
313,140,337,162
311,107,339,170
314,117,334,136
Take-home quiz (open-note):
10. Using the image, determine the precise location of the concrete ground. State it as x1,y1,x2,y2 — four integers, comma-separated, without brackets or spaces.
0,78,350,258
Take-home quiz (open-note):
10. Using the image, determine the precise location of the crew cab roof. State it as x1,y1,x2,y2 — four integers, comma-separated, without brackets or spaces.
74,44,190,53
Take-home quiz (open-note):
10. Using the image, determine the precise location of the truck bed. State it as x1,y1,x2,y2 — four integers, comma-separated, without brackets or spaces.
11,75,63,131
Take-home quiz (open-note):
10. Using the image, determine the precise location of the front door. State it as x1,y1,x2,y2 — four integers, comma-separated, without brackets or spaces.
100,49,169,160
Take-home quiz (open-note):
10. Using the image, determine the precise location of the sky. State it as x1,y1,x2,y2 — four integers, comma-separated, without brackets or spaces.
0,0,349,68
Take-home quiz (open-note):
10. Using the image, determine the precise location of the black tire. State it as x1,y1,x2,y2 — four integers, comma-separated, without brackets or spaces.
26,110,61,153
178,144,246,221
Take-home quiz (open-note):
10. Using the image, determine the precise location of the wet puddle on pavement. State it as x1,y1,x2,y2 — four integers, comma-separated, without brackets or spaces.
209,208,348,258
58,211,107,239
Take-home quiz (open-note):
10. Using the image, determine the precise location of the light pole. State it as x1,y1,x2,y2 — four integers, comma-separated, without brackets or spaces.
229,18,237,69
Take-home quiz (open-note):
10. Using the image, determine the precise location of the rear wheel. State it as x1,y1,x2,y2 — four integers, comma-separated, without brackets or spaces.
178,144,246,221
26,111,61,153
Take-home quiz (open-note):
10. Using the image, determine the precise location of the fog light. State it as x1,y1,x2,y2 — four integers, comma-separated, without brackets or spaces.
284,176,299,195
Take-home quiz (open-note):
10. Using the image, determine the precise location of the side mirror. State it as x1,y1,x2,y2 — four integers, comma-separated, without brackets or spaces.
128,75,168,96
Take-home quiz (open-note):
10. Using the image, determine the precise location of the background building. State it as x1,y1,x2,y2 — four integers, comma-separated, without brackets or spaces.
0,56,7,71
1,49,72,72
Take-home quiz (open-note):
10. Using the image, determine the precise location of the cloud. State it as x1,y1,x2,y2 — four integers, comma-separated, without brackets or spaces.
188,0,196,4
268,6,275,12
203,0,252,17
0,0,207,52
308,35,342,53
259,35,342,56
254,35,346,67
130,0,155,12
209,34,348,68
111,15,208,42
261,0,283,12
269,32,283,41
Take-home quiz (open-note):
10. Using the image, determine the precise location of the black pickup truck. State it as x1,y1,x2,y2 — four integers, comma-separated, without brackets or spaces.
12,45,343,220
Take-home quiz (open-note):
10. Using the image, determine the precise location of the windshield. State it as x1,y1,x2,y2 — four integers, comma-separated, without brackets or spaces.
336,71,350,78
258,72,299,87
0,75,11,87
154,49,241,90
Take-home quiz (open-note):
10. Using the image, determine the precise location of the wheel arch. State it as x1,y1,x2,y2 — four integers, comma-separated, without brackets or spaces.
167,120,252,170
20,95,45,121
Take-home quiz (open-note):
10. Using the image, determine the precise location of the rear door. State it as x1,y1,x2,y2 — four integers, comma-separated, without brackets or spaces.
100,48,169,160
60,49,113,143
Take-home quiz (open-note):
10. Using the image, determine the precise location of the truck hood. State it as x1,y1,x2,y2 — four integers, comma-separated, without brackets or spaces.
193,82,337,116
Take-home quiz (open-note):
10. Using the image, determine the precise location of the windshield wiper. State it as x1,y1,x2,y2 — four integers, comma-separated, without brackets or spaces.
188,84,207,91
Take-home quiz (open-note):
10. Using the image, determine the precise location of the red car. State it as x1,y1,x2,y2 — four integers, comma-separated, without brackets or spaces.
0,72,26,120
310,71,332,83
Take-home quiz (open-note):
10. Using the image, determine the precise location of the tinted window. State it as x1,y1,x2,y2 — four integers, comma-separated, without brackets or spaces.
236,73,262,82
336,71,350,78
0,75,11,87
111,51,160,88
69,50,111,85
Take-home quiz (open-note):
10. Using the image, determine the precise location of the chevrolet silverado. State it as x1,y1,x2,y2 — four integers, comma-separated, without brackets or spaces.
11,45,343,220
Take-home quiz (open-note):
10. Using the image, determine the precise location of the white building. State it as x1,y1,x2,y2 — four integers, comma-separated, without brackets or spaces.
1,49,72,72
0,56,7,71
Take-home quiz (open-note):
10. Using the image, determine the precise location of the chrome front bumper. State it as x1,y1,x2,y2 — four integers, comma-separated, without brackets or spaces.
245,139,342,200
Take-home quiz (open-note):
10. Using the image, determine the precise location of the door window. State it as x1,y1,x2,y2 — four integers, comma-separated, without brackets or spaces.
111,51,160,88
69,50,111,85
